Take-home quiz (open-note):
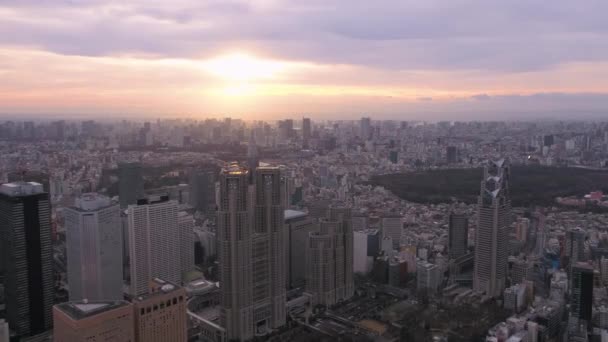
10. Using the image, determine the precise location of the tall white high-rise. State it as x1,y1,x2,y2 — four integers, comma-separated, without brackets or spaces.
127,195,180,296
473,159,511,297
178,211,195,281
65,193,123,301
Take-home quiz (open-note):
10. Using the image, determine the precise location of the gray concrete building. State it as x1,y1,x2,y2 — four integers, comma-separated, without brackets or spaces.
65,193,123,301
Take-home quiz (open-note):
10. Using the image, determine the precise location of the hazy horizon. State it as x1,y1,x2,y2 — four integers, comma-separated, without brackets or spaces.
1,1,608,119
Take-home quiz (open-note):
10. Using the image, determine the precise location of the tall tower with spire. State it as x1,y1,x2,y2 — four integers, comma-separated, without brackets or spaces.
473,159,511,297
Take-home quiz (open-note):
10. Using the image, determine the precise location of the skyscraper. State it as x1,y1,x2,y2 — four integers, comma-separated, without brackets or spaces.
65,193,123,301
360,117,371,140
417,261,441,294
253,167,287,331
448,212,469,260
118,162,144,208
306,221,338,306
189,167,216,215
247,132,259,170
217,164,287,340
128,195,180,296
286,210,315,289
0,182,53,338
218,164,254,341
381,214,402,250
565,227,586,264
302,117,311,149
328,207,355,301
571,262,594,322
473,159,511,297
53,300,134,342
306,207,355,306
178,211,195,281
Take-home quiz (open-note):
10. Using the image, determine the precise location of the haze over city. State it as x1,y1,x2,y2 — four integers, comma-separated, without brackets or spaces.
2,0,608,119
4,2,608,342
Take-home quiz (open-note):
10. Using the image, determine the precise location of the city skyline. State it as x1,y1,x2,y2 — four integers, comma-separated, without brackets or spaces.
1,118,608,340
1,1,608,119
2,1,608,340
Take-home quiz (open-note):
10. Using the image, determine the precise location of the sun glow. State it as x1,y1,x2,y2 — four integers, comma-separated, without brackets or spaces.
202,53,287,82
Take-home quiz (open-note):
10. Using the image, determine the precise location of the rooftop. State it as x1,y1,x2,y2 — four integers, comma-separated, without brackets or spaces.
133,278,183,302
285,209,307,221
222,163,249,176
0,182,44,196
55,300,131,320
72,193,113,211
185,279,218,295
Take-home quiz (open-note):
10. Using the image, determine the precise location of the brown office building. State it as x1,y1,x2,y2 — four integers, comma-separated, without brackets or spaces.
132,279,187,342
53,300,134,342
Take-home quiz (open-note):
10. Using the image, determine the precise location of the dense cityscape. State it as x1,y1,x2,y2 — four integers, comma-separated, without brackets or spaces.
1,118,608,341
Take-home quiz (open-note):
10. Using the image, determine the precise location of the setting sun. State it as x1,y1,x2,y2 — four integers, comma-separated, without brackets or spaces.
202,53,287,82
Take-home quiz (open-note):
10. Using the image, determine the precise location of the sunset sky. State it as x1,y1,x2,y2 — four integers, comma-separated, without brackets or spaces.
1,0,608,120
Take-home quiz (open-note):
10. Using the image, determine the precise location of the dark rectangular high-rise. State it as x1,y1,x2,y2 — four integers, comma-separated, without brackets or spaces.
448,212,468,260
189,167,216,215
360,117,371,140
118,162,144,208
446,146,458,164
571,263,593,322
0,182,54,338
302,118,311,149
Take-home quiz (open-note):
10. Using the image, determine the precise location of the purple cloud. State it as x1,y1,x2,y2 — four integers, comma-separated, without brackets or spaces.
0,0,608,72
